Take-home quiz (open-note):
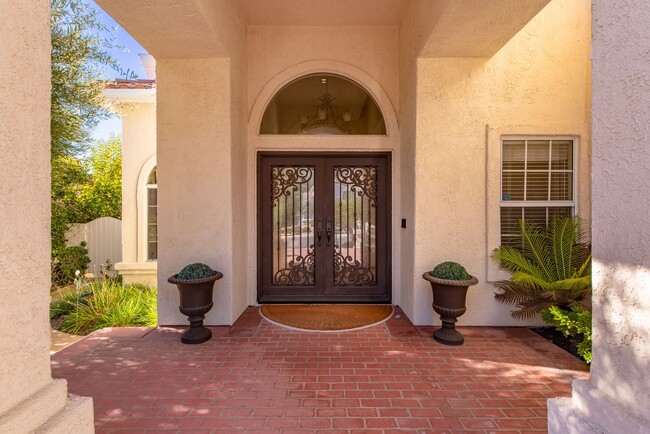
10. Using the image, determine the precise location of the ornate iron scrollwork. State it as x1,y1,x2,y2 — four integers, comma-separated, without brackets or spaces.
333,246,375,286
334,166,378,207
274,249,316,286
271,166,313,203
332,165,378,286
271,166,316,286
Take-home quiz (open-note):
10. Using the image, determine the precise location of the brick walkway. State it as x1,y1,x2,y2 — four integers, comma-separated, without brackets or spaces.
51,307,588,433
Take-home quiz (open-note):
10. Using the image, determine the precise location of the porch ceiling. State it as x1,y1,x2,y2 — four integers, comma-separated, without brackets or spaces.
94,0,228,58
240,0,408,26
416,0,553,57
96,0,552,59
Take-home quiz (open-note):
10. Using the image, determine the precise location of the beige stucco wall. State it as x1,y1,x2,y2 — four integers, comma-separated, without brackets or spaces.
114,102,158,286
0,0,93,431
548,0,650,431
247,26,399,118
150,0,248,325
157,58,236,325
408,0,592,325
122,103,157,263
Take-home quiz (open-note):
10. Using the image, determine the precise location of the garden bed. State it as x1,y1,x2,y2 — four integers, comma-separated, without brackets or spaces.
530,327,583,361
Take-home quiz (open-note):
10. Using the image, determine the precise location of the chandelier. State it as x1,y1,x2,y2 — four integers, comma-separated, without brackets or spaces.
299,77,352,134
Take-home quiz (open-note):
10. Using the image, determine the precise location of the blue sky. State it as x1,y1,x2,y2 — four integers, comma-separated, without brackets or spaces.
91,1,148,141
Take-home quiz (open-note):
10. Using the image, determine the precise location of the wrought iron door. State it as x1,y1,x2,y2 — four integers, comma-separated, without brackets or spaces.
258,153,390,303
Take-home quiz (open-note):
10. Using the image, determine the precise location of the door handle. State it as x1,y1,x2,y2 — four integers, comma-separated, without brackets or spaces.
317,217,322,246
326,217,332,246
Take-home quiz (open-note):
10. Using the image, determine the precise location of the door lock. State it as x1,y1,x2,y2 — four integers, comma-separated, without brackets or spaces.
326,217,332,246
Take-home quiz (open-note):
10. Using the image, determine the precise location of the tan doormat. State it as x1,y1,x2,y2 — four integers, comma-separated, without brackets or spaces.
259,304,393,332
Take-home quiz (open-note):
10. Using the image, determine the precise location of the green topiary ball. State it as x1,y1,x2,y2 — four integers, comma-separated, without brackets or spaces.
430,261,471,280
177,263,217,280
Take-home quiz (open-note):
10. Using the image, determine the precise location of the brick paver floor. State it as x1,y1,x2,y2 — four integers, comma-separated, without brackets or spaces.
51,307,588,433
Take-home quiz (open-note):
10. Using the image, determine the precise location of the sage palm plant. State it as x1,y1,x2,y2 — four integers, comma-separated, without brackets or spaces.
492,216,591,319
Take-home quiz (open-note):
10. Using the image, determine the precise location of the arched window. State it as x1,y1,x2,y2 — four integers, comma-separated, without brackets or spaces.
147,166,157,260
260,73,386,135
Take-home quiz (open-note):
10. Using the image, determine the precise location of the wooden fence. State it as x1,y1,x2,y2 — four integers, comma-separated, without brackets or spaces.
66,217,122,276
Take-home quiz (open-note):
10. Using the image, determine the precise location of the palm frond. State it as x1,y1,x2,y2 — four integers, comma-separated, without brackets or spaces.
576,254,592,278
493,280,542,306
550,217,575,281
546,276,591,293
492,216,592,321
511,299,556,320
491,246,546,280
518,220,553,280
509,271,554,292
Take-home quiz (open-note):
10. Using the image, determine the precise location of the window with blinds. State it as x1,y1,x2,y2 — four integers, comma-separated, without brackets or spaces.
500,138,575,245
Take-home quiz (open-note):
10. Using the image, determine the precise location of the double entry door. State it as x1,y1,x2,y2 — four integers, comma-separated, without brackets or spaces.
258,153,391,303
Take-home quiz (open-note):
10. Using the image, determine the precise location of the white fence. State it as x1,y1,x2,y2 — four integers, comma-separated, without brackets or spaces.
66,217,122,276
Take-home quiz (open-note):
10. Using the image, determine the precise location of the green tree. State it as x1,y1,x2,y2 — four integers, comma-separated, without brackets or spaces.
50,0,128,284
79,136,122,220
51,156,91,249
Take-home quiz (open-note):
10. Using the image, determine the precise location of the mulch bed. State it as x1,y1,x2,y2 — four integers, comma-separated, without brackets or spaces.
530,326,584,361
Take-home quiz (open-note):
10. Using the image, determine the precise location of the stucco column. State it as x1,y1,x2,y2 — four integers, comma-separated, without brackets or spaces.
156,58,236,326
0,1,94,432
548,1,650,432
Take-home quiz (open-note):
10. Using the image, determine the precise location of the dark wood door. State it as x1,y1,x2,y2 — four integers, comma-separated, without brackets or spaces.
258,153,391,303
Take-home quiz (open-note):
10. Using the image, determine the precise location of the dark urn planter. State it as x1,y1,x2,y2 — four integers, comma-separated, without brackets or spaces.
422,273,478,346
168,272,223,344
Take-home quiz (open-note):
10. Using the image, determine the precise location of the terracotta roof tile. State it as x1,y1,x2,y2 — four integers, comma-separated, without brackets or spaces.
104,79,156,90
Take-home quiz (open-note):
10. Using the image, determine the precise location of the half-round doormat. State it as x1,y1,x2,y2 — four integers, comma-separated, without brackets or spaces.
259,304,393,332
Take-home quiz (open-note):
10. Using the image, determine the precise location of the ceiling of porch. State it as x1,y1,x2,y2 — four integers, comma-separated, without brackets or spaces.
95,0,552,59
240,0,408,26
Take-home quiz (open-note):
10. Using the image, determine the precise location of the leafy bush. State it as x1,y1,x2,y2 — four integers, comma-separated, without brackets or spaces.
491,216,591,319
430,262,471,281
541,306,592,364
50,281,157,335
51,242,90,286
177,263,217,280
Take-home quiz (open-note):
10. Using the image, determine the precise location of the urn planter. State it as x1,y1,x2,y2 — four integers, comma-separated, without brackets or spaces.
423,271,478,346
168,268,223,344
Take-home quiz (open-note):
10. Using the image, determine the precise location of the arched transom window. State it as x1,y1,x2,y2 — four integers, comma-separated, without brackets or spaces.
260,73,386,135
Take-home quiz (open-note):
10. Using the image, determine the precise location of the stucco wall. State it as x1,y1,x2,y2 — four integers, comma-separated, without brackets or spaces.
114,102,158,287
121,103,156,263
0,0,93,430
397,1,435,320
409,0,591,325
247,26,399,118
548,0,650,431
153,0,248,325
225,2,249,324
157,58,236,325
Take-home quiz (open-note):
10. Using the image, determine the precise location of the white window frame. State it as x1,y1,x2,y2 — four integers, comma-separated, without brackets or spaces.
137,155,157,262
499,136,578,244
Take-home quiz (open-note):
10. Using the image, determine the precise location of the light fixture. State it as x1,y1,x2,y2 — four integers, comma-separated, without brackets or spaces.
299,77,352,134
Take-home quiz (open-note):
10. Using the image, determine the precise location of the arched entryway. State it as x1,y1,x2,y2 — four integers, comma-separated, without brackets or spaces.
252,69,396,304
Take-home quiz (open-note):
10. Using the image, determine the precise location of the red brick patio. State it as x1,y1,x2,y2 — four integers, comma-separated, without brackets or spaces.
51,307,588,433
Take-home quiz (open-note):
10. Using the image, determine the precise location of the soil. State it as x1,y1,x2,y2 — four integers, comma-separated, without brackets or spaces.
529,326,583,361
51,316,65,331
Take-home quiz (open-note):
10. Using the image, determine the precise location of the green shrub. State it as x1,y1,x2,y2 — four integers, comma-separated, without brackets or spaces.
541,305,592,364
52,242,90,286
177,263,217,280
50,281,157,335
430,262,471,281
